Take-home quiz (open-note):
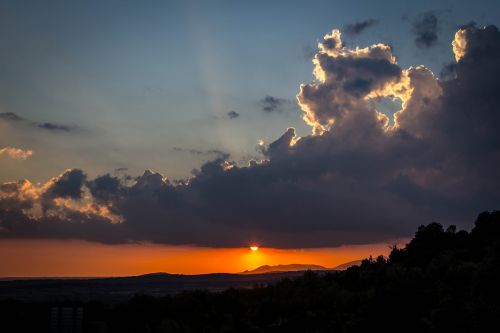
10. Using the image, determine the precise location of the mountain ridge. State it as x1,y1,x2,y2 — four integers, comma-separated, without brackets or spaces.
242,261,362,274
242,264,328,274
332,260,362,270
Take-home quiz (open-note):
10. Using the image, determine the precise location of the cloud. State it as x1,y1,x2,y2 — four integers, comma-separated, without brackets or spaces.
298,29,403,135
345,19,379,36
259,95,296,113
260,95,286,112
458,21,477,30
0,112,25,122
173,147,226,157
1,25,500,248
303,44,316,60
86,173,124,203
0,112,77,133
45,169,87,200
0,147,33,160
412,11,439,48
37,122,74,132
227,111,240,119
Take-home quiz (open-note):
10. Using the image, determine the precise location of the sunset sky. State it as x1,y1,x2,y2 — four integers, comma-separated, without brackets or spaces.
1,0,500,276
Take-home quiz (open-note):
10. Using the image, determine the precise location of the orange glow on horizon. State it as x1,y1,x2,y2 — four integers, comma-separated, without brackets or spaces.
0,239,408,277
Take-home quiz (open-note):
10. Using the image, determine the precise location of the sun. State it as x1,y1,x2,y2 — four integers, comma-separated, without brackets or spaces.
250,246,259,251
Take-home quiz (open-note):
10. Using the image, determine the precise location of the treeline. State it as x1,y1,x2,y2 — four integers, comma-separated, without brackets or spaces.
2,211,500,332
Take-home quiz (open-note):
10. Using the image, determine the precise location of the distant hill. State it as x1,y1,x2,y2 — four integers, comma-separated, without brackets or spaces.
0,270,312,303
241,264,327,274
241,261,362,274
0,262,363,302
332,260,362,270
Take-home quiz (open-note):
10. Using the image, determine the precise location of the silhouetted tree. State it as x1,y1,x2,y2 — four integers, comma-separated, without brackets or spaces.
2,211,500,332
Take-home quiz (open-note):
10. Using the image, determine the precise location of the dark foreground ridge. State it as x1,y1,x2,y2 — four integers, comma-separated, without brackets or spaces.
0,271,318,303
1,211,500,332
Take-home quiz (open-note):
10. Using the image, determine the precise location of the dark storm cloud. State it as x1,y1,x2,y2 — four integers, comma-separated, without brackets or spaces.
49,169,86,199
0,112,77,133
2,26,500,248
344,19,378,36
86,173,124,203
227,111,240,119
412,11,439,48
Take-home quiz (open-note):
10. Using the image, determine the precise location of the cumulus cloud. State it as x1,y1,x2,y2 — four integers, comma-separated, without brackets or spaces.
1,25,500,248
0,147,33,160
412,11,440,48
345,19,379,36
297,29,404,135
45,169,87,200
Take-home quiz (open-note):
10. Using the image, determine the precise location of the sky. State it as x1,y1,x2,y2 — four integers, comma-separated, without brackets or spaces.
1,0,500,276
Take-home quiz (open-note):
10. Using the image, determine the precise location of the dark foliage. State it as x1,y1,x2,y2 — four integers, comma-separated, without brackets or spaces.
2,211,500,332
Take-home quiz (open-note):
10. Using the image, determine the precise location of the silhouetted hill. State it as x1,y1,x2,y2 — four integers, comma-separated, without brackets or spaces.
0,270,313,303
241,264,327,274
331,259,362,270
2,211,500,332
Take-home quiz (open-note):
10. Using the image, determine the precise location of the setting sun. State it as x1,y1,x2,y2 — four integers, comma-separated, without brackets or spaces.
0,1,498,331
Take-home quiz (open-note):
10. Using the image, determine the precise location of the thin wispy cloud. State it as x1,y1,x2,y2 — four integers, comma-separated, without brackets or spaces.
344,19,378,36
173,147,226,157
0,112,24,122
0,112,78,133
37,123,75,132
259,95,296,113
412,11,440,48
